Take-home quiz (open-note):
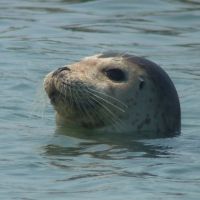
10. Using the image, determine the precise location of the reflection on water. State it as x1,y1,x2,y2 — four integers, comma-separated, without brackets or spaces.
61,0,95,3
1,0,200,199
44,127,171,160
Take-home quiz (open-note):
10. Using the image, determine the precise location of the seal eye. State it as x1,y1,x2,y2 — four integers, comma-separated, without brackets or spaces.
104,68,126,82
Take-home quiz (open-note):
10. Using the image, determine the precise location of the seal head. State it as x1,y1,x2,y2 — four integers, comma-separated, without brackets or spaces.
44,52,181,137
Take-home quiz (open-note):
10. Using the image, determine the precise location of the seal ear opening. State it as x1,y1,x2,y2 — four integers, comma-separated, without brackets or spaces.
138,76,145,90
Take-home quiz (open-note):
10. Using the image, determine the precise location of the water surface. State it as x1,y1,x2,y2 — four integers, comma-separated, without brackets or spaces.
1,0,200,199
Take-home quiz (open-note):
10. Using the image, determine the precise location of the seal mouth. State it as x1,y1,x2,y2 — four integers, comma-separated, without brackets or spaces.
48,87,71,106
48,89,63,105
48,85,99,111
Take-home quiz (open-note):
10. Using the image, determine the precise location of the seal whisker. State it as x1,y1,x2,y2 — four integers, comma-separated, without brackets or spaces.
88,94,125,130
61,83,100,127
86,90,126,113
62,83,69,104
72,87,86,117
87,88,128,109
61,81,73,108
75,88,97,127
83,87,126,130
88,96,120,130
120,51,129,57
78,87,114,128
84,96,109,127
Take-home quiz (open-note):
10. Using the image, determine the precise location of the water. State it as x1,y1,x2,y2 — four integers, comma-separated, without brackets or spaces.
1,0,200,199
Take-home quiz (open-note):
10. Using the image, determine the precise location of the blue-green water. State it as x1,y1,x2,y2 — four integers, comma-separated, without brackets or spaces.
1,0,200,199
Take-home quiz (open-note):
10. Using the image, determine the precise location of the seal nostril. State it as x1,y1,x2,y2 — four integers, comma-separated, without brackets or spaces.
62,66,70,71
52,66,70,76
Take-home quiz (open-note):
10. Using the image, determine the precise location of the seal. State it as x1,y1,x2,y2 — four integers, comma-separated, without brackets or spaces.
44,52,181,137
